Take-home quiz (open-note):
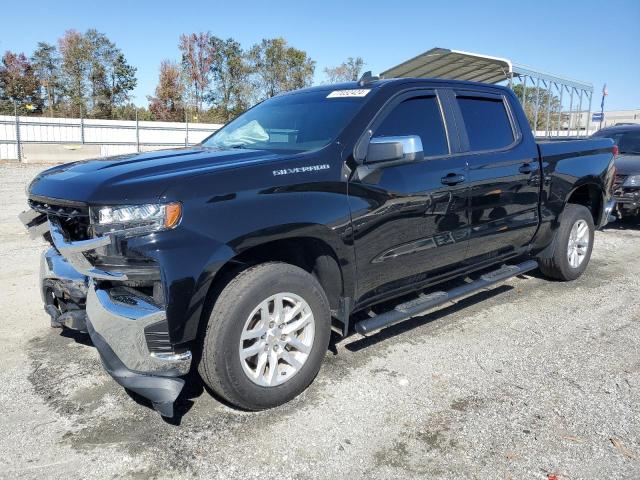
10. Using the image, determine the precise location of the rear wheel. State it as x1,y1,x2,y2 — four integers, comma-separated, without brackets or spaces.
538,204,594,281
198,262,331,410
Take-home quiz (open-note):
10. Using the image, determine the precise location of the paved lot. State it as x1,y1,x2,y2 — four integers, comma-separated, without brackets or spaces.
1,163,639,479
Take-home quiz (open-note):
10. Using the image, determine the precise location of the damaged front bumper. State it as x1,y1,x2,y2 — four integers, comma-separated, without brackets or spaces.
22,207,191,417
41,247,89,331
86,282,191,417
614,190,640,209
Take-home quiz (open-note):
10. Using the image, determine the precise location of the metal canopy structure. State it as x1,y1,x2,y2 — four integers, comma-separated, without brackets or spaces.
381,47,594,137
382,48,513,84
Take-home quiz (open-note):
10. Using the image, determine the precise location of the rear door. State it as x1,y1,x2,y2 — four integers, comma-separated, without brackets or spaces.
451,89,540,263
348,89,470,306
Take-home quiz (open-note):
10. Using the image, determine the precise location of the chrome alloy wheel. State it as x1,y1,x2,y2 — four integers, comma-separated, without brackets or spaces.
238,293,315,387
567,219,590,268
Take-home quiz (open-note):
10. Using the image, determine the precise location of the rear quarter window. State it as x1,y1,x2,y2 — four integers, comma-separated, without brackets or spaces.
457,96,514,151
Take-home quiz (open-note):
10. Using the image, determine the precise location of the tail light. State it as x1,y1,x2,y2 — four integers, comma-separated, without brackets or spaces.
612,144,619,157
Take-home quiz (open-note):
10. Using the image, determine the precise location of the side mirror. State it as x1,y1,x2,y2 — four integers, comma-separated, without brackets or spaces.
366,135,424,164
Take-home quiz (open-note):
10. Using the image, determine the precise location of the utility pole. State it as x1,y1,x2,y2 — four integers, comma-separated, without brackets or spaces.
599,84,607,130
14,101,22,162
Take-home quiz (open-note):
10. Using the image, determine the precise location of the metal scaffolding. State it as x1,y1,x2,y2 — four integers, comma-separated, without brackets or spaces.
381,47,594,137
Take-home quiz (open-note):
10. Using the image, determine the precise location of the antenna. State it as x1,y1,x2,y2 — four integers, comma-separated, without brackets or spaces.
358,71,379,86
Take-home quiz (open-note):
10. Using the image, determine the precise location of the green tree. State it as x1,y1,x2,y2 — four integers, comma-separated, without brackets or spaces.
512,84,561,131
111,103,153,121
0,51,41,114
57,29,137,118
58,29,90,116
31,42,61,116
148,60,185,121
248,38,315,99
85,29,137,118
179,32,216,114
324,57,365,83
208,37,251,122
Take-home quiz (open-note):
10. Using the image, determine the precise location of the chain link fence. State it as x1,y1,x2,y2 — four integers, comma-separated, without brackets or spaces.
0,100,222,162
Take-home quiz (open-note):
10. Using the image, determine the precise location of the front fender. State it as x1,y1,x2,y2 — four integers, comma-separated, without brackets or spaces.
149,156,355,345
155,221,354,347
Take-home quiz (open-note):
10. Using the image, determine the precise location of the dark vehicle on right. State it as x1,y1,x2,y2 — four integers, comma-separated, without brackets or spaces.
593,124,640,219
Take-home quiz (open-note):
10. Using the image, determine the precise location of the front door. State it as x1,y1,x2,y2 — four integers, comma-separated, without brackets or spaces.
348,90,469,307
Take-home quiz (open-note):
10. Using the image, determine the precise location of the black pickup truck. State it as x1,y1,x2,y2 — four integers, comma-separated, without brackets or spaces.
21,77,616,417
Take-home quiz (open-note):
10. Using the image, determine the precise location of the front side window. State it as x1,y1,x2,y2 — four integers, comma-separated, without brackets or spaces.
202,90,366,152
457,96,514,151
374,96,449,157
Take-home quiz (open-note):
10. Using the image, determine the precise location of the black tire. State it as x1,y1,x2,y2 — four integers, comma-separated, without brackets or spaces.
538,204,595,281
198,262,331,410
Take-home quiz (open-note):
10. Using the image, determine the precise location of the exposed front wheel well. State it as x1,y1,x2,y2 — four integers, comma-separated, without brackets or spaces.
208,237,344,313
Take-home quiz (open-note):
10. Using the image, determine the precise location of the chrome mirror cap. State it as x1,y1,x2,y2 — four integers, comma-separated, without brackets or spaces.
366,135,424,164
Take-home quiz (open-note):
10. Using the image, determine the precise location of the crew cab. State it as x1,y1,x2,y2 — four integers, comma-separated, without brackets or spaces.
20,77,616,417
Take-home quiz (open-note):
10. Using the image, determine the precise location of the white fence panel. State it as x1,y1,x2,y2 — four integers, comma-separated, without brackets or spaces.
0,115,222,162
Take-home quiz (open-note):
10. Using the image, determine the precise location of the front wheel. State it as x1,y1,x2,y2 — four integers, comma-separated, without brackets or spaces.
198,262,331,410
538,204,595,281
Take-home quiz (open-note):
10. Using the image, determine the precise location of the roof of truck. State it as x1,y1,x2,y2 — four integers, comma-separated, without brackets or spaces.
282,77,511,97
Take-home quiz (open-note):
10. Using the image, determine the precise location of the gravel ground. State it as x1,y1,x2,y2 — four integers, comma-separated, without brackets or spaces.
1,163,639,480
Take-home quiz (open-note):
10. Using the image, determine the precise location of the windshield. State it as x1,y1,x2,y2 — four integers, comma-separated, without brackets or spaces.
202,90,368,152
594,130,640,154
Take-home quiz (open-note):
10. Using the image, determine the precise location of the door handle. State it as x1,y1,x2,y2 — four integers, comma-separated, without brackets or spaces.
441,173,466,186
519,163,533,174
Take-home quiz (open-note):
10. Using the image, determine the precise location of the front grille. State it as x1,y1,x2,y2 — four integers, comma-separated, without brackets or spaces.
28,196,91,241
28,197,89,218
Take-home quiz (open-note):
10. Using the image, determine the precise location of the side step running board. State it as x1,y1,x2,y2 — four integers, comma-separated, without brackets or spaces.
354,260,539,335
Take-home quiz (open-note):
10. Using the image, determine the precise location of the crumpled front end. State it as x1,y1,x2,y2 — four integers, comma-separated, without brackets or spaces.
20,196,191,417
612,174,640,218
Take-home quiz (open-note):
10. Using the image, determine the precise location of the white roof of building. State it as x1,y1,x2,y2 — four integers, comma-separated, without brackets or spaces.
381,47,512,84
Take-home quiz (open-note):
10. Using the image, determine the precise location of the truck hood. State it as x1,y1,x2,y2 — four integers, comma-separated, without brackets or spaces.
28,147,288,204
615,154,640,176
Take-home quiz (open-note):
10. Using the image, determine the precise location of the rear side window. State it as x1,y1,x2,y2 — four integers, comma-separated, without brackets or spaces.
374,96,449,157
457,96,514,151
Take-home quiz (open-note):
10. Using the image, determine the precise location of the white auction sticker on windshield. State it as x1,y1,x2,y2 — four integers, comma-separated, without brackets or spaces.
326,89,371,98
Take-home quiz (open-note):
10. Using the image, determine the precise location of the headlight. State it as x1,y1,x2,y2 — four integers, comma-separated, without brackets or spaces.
623,175,640,187
90,202,182,236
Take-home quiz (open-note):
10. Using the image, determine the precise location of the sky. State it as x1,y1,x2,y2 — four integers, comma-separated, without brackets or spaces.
1,0,638,111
